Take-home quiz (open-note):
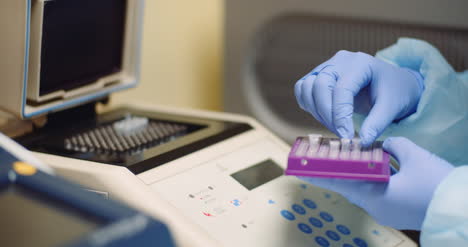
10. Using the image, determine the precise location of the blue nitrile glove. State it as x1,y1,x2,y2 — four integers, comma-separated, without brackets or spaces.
294,51,425,146
300,137,454,230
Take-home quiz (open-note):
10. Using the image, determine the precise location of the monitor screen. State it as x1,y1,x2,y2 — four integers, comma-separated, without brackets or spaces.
231,159,284,190
39,0,127,96
0,186,102,247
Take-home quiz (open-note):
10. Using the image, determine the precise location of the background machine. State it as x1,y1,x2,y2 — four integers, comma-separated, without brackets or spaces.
224,0,468,143
1,0,420,246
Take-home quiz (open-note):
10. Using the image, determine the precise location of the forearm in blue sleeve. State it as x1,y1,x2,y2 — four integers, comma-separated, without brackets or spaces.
353,37,468,165
420,166,468,246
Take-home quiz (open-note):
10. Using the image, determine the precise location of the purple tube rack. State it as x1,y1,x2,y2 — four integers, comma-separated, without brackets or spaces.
285,137,390,182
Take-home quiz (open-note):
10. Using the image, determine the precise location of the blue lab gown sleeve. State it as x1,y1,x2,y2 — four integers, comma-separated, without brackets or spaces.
353,38,468,246
352,37,468,166
421,166,468,246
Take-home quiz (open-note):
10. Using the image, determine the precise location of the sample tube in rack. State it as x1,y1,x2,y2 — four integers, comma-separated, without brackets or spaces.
286,136,391,182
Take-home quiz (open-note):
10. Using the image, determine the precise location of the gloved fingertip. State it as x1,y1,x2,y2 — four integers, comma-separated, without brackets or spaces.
382,137,408,151
336,127,354,139
294,79,303,98
382,137,395,150
382,137,414,162
359,132,376,147
360,140,372,148
336,127,347,138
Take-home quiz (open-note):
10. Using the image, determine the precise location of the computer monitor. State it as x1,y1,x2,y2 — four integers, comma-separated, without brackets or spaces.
33,0,127,98
0,0,144,119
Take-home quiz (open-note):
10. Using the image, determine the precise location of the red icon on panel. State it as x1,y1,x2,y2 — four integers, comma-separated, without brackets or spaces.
202,212,214,217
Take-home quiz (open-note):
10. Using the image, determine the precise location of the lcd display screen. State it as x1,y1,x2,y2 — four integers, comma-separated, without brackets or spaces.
231,159,284,190
39,0,127,95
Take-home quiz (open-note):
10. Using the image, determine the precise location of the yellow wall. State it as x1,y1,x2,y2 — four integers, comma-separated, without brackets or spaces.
112,0,223,111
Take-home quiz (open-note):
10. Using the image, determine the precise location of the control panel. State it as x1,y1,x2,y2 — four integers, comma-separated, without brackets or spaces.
151,138,413,247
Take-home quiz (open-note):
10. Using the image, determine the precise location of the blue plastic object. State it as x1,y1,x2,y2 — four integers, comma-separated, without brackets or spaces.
300,137,454,230
0,156,175,247
294,50,424,147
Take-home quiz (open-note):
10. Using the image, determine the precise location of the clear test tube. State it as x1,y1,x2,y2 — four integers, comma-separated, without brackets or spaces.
317,139,330,158
350,138,361,160
361,146,372,161
339,138,351,160
295,138,309,156
308,134,322,144
328,140,340,158
306,134,322,157
372,142,383,162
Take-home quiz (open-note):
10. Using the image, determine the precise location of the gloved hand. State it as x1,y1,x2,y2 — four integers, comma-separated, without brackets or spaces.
300,137,454,230
294,51,425,146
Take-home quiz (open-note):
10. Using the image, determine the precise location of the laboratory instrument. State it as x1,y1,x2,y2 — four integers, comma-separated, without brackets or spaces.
224,1,468,245
0,0,417,246
25,103,416,247
225,0,468,144
0,152,174,247
0,131,53,174
286,135,390,182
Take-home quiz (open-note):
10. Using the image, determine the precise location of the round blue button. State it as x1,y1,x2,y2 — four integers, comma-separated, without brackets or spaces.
280,210,295,221
343,244,354,247
292,204,306,215
315,236,330,247
326,230,341,241
308,217,323,228
337,224,351,235
319,211,334,222
303,199,317,209
353,237,368,247
297,223,313,234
